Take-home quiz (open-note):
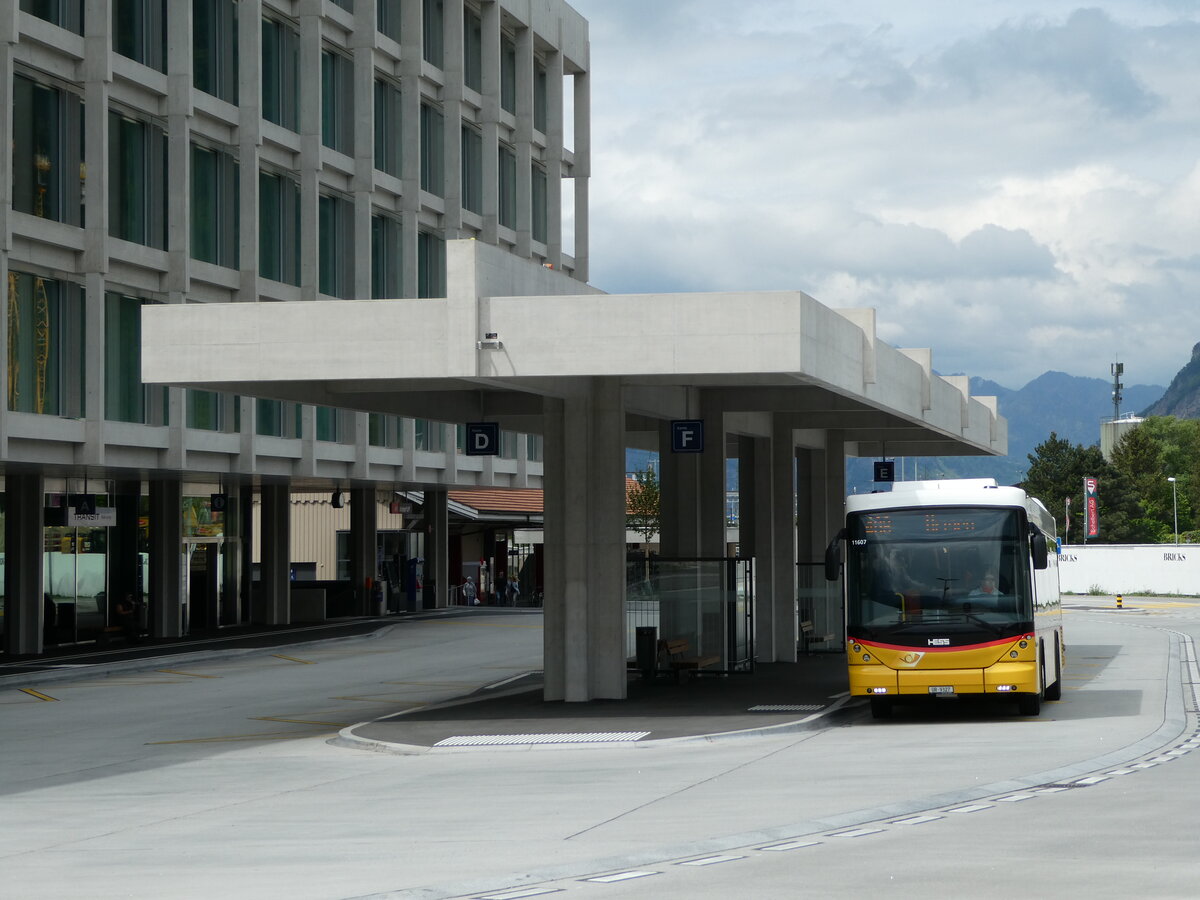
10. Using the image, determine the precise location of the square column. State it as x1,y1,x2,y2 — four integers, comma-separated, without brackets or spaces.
543,379,627,701
258,482,291,625
3,473,44,656
349,487,378,614
769,417,799,661
149,479,183,638
426,489,449,608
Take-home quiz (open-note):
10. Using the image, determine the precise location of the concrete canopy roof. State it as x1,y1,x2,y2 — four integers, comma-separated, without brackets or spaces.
142,241,1005,459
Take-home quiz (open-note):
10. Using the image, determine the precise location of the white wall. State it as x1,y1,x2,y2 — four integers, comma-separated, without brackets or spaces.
1059,544,1199,595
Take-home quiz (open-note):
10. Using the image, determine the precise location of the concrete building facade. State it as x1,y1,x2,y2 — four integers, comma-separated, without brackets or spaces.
1,0,588,655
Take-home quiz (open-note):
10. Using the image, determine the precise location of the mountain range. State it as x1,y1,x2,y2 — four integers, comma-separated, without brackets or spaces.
848,370,1165,489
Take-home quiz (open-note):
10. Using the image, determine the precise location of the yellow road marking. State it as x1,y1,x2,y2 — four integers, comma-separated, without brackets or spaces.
19,688,58,702
271,654,315,664
331,696,428,708
251,716,349,726
147,730,335,745
156,669,220,678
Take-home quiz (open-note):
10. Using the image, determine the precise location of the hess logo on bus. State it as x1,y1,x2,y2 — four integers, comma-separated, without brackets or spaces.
927,638,950,646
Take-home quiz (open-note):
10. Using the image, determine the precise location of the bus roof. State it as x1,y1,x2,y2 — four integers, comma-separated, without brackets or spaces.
846,478,1055,537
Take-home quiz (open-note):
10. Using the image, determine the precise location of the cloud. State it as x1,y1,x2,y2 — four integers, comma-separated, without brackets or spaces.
569,1,1200,387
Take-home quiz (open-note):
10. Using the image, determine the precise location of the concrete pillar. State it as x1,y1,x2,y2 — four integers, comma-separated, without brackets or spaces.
698,406,727,558
770,418,798,662
258,482,291,625
741,434,783,662
148,479,183,638
349,486,378,614
542,379,627,701
3,473,44,656
814,432,847,645
659,420,700,557
109,480,143,605
426,489,449,608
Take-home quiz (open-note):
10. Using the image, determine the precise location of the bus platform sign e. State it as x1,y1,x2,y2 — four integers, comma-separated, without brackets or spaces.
671,420,704,453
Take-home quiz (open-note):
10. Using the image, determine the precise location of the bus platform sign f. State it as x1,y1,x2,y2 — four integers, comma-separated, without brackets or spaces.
671,420,704,453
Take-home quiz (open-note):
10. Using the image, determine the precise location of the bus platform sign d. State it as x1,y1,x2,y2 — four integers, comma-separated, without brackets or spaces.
671,420,704,453
465,422,501,456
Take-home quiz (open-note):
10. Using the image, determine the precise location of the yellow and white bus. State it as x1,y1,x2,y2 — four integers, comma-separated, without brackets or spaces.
826,478,1063,718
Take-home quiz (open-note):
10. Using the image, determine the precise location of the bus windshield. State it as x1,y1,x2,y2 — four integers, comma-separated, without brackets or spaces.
845,506,1034,645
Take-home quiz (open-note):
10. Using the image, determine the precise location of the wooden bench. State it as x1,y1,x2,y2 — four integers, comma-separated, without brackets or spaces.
799,620,835,654
659,638,720,682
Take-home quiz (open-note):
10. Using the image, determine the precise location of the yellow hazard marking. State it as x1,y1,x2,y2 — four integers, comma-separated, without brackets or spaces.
331,696,429,708
19,688,58,702
251,716,349,726
146,730,335,745
156,669,220,678
271,654,315,664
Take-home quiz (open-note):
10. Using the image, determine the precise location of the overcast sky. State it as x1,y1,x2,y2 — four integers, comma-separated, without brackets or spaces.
566,0,1200,390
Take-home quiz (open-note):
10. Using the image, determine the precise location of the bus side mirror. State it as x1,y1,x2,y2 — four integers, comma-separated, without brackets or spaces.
825,529,846,581
1031,532,1048,570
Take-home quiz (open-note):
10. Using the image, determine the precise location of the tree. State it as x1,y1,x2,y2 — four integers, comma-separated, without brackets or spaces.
626,468,661,543
1024,432,1144,544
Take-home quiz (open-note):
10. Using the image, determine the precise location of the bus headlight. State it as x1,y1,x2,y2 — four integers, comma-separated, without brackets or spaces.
1019,640,1028,649
1010,651,1019,659
862,654,871,662
852,644,862,653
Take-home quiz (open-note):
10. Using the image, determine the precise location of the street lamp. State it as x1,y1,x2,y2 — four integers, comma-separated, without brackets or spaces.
1168,477,1179,544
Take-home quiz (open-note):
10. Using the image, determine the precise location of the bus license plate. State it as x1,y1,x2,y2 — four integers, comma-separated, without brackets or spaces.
928,685,955,694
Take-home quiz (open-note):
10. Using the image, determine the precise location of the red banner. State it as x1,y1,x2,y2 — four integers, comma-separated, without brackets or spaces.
1084,477,1099,539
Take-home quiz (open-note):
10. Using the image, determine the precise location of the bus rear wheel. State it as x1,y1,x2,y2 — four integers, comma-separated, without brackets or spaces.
870,697,893,719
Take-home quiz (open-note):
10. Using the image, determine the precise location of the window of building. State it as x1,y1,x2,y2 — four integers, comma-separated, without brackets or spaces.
187,390,223,431
108,111,167,248
315,406,342,442
377,0,401,42
112,0,166,71
256,398,281,436
463,8,483,92
262,17,299,131
534,62,548,133
259,170,300,285
371,214,403,299
526,433,543,462
330,0,351,10
419,103,444,196
6,271,84,417
461,125,483,214
321,49,354,154
498,144,517,230
422,0,444,68
104,293,167,425
194,0,239,104
369,414,403,448
20,0,82,33
414,419,445,452
417,232,445,298
319,193,354,299
191,144,239,268
500,36,517,114
12,74,84,226
374,78,402,177
255,398,301,437
500,430,518,459
531,163,547,244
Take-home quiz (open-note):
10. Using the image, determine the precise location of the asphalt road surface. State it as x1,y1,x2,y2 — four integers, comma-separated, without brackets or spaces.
2,597,1197,899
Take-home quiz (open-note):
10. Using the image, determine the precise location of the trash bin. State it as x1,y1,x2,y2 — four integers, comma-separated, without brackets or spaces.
636,626,658,681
